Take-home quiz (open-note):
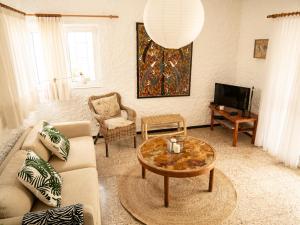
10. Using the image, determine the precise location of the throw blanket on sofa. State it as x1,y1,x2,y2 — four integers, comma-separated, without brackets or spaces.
22,204,84,225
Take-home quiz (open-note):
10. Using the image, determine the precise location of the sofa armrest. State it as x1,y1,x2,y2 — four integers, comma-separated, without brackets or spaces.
83,205,96,225
53,121,92,138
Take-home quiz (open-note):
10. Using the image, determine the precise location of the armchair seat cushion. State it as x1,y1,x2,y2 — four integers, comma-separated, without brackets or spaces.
104,117,133,130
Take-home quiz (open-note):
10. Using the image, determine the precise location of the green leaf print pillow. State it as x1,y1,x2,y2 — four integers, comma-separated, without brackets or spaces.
18,151,62,207
39,121,70,161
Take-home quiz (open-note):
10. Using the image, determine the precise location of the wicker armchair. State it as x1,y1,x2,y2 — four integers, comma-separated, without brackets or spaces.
88,92,137,157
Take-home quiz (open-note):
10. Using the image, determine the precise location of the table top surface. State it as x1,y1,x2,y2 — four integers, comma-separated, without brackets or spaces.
137,136,215,177
141,114,185,124
209,104,258,123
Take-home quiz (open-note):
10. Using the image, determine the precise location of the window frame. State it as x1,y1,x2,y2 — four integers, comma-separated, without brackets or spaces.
63,24,102,89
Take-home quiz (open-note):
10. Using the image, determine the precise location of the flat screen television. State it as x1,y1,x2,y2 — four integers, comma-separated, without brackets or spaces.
214,83,251,111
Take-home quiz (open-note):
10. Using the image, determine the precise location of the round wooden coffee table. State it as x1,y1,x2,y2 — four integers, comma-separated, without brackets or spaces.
137,136,216,207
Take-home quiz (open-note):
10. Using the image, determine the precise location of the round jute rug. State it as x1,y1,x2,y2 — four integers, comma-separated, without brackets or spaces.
118,165,237,225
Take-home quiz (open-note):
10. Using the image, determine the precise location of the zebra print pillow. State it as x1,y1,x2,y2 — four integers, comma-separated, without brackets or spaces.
17,151,62,207
38,121,70,161
22,204,84,225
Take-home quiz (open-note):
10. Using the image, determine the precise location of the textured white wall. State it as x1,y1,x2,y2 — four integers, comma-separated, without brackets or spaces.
2,0,299,162
235,0,300,113
1,0,300,162
27,0,242,133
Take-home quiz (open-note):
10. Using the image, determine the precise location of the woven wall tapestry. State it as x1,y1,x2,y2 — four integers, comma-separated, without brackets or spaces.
136,23,193,98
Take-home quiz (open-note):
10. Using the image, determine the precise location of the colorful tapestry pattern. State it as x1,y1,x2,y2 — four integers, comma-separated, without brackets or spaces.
137,23,193,98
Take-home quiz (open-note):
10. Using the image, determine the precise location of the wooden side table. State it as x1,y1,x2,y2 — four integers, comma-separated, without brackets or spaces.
209,104,258,147
141,114,187,140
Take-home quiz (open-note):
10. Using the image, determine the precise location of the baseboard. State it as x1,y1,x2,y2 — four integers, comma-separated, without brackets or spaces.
92,124,215,139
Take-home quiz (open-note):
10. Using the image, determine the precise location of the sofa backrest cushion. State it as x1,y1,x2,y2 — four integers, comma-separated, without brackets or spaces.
0,150,35,219
0,128,31,175
22,121,51,161
0,185,34,219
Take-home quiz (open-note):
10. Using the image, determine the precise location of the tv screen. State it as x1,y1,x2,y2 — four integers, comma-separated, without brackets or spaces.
214,83,250,111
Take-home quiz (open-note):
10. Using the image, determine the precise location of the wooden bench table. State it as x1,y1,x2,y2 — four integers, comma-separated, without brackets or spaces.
141,114,187,140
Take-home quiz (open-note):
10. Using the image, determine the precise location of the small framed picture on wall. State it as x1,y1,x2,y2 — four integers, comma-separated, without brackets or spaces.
254,39,269,59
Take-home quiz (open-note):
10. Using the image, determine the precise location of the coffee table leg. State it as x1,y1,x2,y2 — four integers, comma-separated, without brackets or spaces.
164,176,169,207
142,166,146,179
209,169,214,192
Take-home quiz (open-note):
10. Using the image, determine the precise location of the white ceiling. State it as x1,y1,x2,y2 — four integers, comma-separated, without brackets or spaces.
1,0,22,9
3,0,300,15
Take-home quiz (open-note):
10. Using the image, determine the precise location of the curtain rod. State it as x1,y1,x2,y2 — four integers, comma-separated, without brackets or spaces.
267,11,300,19
29,14,118,19
0,2,119,19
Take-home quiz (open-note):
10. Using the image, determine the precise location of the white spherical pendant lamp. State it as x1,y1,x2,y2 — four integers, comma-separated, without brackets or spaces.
143,0,205,49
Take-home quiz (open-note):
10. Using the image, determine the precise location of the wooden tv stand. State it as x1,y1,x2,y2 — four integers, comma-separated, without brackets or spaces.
209,104,258,147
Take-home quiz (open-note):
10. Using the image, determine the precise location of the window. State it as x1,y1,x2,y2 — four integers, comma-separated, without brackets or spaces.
29,23,99,87
66,31,96,82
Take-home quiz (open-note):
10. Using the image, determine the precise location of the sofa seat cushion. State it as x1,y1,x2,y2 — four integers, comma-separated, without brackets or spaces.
22,121,51,161
31,168,100,225
104,117,133,130
49,136,96,173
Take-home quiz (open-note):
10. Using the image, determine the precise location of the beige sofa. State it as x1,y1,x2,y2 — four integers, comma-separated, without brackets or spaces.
0,121,101,225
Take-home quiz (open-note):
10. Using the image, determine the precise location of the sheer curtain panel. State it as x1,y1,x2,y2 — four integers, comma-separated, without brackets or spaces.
256,17,300,168
37,16,71,101
0,7,38,129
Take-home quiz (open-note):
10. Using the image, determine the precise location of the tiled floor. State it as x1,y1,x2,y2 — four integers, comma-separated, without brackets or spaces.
95,127,300,225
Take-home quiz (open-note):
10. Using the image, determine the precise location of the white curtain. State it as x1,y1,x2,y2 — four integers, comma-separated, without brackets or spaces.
256,17,300,168
0,7,38,129
37,16,71,101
